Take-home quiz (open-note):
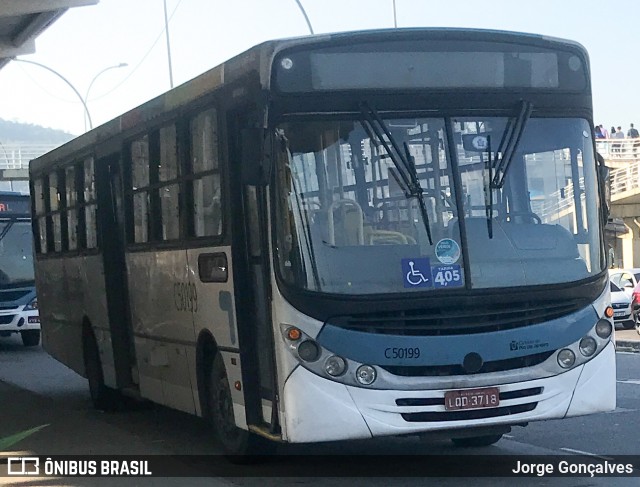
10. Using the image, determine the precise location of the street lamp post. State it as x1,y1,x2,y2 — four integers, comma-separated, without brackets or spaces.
294,0,314,35
13,58,93,131
83,62,128,131
392,0,398,27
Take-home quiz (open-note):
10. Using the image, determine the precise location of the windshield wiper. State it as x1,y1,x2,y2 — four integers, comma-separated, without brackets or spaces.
483,135,494,239
359,102,433,245
492,100,533,188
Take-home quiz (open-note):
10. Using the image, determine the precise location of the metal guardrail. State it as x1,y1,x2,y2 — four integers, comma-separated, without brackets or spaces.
610,159,640,199
596,139,640,163
0,144,60,170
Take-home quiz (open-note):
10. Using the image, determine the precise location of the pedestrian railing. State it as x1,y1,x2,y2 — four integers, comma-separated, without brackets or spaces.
596,139,640,162
0,144,60,170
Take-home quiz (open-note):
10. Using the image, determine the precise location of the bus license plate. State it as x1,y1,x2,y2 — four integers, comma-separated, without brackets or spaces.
444,387,500,411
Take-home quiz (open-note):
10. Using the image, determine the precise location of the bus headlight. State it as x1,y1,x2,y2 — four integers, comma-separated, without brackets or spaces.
325,356,347,377
356,365,377,385
297,340,320,362
595,320,612,339
557,349,576,368
579,337,597,357
24,298,38,310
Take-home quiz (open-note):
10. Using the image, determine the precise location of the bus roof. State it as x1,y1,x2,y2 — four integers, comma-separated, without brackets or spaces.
30,27,588,174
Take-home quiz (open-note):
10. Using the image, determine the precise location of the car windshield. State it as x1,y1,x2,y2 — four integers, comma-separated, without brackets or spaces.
0,220,35,287
611,282,622,293
273,117,603,295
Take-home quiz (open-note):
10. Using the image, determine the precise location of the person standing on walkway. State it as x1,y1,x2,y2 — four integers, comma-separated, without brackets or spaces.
612,127,624,155
600,124,610,138
628,123,640,156
595,126,604,138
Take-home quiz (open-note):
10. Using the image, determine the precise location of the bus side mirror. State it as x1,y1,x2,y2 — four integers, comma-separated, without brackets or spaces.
241,128,271,186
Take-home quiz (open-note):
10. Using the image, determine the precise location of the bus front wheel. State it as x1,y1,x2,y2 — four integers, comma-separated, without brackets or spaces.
21,330,40,347
208,353,271,458
451,434,503,447
82,331,118,411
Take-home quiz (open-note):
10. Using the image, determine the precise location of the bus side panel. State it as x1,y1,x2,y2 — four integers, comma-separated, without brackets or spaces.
81,254,115,387
37,254,110,381
126,249,197,413
186,245,245,422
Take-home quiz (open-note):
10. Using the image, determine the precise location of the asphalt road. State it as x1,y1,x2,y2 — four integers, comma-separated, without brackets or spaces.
0,334,639,486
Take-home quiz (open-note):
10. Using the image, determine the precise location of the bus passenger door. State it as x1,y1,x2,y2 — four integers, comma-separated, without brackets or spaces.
228,110,279,434
96,154,137,389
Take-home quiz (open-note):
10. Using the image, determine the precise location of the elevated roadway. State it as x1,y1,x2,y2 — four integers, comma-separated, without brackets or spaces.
600,139,640,267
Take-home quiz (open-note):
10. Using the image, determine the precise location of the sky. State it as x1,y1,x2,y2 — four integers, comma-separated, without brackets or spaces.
0,0,637,136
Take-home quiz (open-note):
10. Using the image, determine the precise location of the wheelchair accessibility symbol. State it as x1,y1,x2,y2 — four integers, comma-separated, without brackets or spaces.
401,258,433,288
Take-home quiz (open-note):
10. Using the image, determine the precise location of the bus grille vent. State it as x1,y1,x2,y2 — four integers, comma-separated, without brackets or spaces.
330,298,589,336
381,352,553,376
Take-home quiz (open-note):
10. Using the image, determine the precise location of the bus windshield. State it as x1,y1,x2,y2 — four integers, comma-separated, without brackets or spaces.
0,220,35,287
274,116,602,295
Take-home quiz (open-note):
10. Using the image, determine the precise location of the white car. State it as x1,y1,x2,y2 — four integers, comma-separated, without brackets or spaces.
609,268,640,297
0,291,40,346
610,281,636,330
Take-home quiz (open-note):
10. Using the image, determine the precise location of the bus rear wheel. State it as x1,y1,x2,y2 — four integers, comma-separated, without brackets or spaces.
208,353,272,458
21,330,40,347
451,434,503,447
82,331,118,411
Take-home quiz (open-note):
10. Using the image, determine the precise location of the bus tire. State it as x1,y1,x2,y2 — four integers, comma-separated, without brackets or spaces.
82,331,118,411
451,434,503,447
208,353,272,458
21,330,40,347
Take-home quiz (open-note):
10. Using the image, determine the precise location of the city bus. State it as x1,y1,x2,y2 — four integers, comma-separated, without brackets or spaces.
29,28,615,455
0,192,40,347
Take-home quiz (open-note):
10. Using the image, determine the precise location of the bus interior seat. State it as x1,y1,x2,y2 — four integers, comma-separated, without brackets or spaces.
328,199,364,246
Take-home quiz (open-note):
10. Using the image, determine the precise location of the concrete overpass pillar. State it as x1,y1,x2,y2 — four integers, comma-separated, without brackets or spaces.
621,218,640,268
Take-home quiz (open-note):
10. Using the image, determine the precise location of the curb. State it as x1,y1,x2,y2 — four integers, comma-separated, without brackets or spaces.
615,340,640,353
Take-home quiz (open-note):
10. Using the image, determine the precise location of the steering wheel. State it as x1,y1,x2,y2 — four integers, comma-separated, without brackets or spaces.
498,212,542,224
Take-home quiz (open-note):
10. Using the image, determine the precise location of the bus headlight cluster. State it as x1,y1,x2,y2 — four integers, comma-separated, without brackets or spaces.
325,355,346,377
297,340,321,362
579,337,597,357
595,319,612,339
554,317,612,371
281,324,377,387
356,365,377,385
557,349,576,368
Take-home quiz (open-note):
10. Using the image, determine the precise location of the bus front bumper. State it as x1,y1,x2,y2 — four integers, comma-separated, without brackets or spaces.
281,341,616,443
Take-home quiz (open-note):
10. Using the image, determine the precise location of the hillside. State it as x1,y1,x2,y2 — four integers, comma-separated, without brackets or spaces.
0,118,75,144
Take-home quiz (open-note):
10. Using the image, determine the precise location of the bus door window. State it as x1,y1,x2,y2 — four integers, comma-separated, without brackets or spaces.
65,165,78,251
33,177,47,254
131,137,151,244
49,171,63,252
83,157,98,249
190,108,222,238
158,124,180,241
